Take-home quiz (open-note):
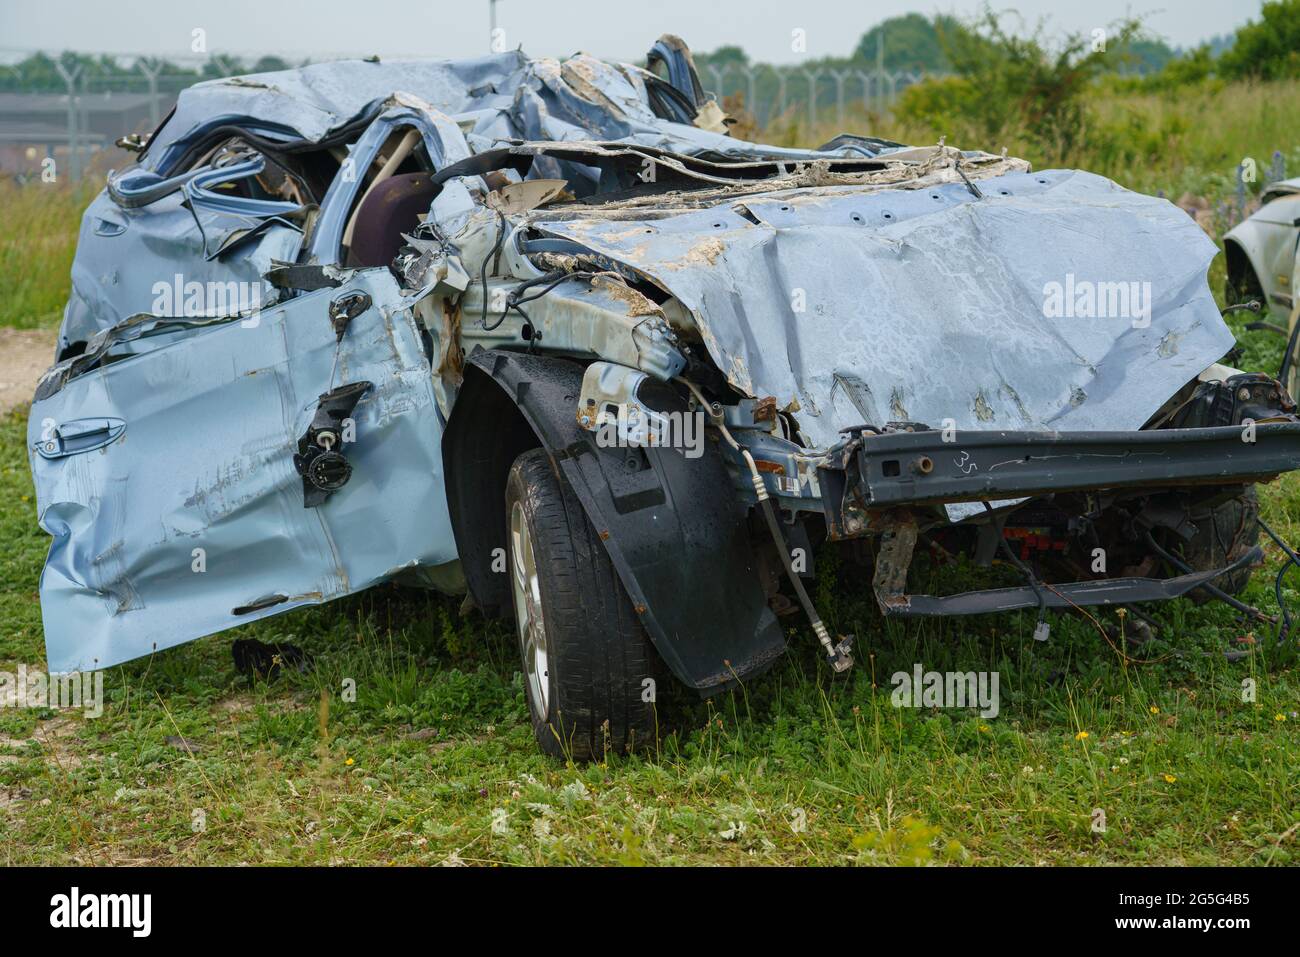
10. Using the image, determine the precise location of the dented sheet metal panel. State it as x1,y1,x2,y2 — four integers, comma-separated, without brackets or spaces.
62,188,301,350
29,269,455,673
534,169,1233,487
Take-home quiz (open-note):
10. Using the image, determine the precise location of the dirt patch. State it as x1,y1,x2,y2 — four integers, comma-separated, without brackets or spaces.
0,327,56,414
31,715,84,769
0,716,83,770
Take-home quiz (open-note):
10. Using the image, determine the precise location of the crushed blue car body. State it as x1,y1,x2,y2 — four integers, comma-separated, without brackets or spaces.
28,36,1296,679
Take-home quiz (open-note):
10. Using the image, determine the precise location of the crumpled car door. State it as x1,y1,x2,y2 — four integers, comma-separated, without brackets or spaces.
29,268,455,673
60,153,305,355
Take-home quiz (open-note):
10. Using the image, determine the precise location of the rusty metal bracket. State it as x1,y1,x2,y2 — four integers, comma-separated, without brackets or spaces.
872,514,918,614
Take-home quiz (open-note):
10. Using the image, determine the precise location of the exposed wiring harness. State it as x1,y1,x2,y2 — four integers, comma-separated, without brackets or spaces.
1257,516,1300,644
677,376,854,672
983,502,1050,640
1145,521,1299,645
1142,530,1274,625
481,270,626,334
477,209,508,330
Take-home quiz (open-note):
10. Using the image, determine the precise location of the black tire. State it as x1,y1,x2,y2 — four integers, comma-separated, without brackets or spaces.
504,448,665,760
1175,488,1261,601
1225,261,1266,312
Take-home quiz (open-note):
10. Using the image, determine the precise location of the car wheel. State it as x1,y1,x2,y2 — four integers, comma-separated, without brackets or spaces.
1169,488,1261,601
505,448,665,760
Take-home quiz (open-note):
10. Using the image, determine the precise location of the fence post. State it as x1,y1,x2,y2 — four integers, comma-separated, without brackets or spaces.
707,64,729,107
138,56,162,129
757,64,779,127
54,59,82,180
855,69,870,113
803,67,819,135
833,69,848,129
1235,162,1247,223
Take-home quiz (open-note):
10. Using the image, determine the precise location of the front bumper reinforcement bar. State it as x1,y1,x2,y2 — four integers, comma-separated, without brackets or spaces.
831,422,1300,510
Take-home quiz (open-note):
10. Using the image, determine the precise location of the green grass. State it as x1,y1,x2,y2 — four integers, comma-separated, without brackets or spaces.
760,77,1300,203
0,179,93,329
1,407,1297,865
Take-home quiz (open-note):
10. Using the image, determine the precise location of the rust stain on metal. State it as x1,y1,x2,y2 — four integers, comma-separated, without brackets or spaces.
753,395,778,423
438,297,464,385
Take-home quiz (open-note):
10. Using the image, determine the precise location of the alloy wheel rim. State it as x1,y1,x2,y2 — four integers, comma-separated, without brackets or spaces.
509,501,550,719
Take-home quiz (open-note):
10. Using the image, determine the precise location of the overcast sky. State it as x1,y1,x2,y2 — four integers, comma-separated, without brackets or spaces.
0,0,1264,64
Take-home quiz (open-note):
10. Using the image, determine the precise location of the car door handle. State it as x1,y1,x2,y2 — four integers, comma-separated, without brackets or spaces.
92,217,127,237
34,418,127,459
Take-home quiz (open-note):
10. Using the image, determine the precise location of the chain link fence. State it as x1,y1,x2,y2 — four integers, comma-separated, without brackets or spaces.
698,63,932,132
0,51,318,179
0,47,943,179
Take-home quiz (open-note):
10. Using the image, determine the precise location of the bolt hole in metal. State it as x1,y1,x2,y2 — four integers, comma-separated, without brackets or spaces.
509,501,550,719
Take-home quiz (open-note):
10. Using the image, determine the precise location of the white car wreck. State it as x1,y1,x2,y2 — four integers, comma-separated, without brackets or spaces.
28,37,1300,758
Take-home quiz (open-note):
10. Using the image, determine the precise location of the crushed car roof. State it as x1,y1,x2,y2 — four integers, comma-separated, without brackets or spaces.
142,49,888,175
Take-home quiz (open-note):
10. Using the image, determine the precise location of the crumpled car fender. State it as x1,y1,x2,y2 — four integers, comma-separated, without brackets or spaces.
442,349,786,692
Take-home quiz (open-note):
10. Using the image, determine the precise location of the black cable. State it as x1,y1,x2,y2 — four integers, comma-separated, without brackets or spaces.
477,209,508,330
481,269,557,332
983,503,1048,630
481,268,606,332
511,271,597,306
1257,517,1300,644
1278,315,1300,386
1142,530,1272,623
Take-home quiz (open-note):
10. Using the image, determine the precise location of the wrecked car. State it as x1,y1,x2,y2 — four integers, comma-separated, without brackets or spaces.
1224,175,1300,313
1223,176,1300,403
28,37,1300,759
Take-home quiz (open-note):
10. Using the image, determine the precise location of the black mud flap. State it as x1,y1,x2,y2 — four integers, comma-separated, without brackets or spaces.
444,350,785,693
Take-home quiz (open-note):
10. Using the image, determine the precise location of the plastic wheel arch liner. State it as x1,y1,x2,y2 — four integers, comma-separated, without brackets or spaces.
445,350,788,693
